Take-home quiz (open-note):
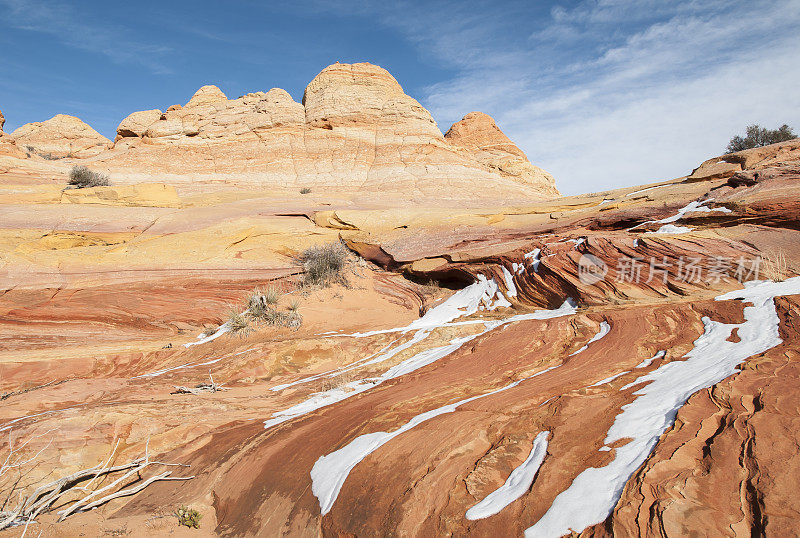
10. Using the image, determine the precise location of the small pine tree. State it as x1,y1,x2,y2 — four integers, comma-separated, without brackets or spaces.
726,124,796,154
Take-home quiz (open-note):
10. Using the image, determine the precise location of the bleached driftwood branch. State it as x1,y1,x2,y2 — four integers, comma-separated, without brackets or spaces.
171,374,227,395
0,433,193,530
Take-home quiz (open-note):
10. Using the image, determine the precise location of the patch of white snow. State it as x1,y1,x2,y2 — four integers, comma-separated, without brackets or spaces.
649,224,693,234
465,431,550,520
311,367,561,516
524,277,800,538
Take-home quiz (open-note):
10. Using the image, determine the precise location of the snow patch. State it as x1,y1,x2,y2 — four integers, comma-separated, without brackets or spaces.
589,371,629,387
491,291,512,309
649,224,693,234
340,276,502,338
501,267,517,298
524,248,541,272
569,321,611,356
264,299,577,429
635,350,665,369
184,323,229,347
625,185,663,197
524,277,800,538
466,431,550,520
311,366,562,516
628,198,731,233
656,200,715,223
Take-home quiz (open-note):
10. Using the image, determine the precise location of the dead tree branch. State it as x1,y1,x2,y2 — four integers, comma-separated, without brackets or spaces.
0,433,194,530
171,373,227,395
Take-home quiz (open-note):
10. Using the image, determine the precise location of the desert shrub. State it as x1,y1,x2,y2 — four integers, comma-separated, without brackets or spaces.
240,287,302,330
68,165,110,188
283,309,302,328
175,506,202,529
726,124,796,153
300,187,312,194
246,287,280,318
282,300,302,328
299,242,349,287
761,249,792,282
227,309,251,336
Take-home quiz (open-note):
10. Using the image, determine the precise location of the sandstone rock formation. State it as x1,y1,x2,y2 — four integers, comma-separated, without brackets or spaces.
0,63,560,201
688,137,800,181
6,69,800,538
0,108,4,136
82,62,560,200
446,111,559,197
115,108,162,140
302,62,440,135
9,114,112,158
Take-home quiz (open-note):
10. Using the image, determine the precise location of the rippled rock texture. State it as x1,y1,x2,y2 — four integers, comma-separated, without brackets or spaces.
1,115,799,535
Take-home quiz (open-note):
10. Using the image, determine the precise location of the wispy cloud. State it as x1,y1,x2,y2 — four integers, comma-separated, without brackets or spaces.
359,0,800,194
0,0,174,74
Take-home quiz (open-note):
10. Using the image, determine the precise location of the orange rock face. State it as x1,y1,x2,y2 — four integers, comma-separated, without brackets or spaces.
446,111,559,197
2,89,800,537
688,138,800,181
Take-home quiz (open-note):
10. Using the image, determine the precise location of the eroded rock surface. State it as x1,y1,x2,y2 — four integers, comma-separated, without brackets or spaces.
0,62,560,201
8,114,112,158
1,108,800,536
688,138,800,181
446,111,559,197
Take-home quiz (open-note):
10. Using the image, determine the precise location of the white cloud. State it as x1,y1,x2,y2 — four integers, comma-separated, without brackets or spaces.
376,0,800,194
520,47,800,194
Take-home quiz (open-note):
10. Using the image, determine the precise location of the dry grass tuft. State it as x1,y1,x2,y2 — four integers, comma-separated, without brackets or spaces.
319,369,356,392
227,309,251,337
234,287,303,332
68,165,110,188
760,248,793,282
299,241,349,287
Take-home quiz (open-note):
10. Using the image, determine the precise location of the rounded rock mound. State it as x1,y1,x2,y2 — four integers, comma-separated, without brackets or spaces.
10,114,112,158
445,111,559,197
302,62,440,135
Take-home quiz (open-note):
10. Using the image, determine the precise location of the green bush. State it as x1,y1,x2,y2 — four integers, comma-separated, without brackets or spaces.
299,242,348,287
300,187,312,194
726,124,796,153
175,506,202,529
68,165,110,188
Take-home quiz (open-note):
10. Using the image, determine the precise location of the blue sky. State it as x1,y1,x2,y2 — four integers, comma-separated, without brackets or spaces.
1,0,799,194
